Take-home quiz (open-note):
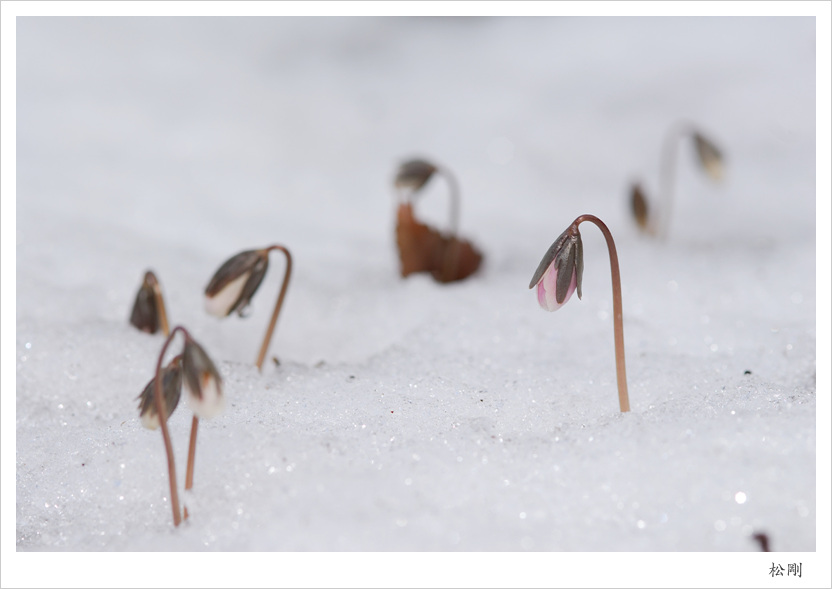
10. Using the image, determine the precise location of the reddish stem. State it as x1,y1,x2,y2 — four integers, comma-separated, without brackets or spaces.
185,415,199,491
437,166,461,282
656,120,698,239
153,325,189,526
573,215,630,412
255,245,293,372
437,165,460,239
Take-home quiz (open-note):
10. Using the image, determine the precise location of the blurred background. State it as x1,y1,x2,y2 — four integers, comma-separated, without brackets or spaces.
15,16,817,361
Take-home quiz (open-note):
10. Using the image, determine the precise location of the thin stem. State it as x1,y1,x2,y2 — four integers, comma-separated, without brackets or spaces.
437,166,461,282
437,165,460,238
573,215,630,412
153,325,188,526
657,121,694,239
255,245,293,372
185,415,199,490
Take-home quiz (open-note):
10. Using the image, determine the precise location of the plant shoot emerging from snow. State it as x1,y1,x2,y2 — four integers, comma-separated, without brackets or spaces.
629,121,725,238
393,157,483,283
138,325,224,526
204,245,293,371
530,215,630,413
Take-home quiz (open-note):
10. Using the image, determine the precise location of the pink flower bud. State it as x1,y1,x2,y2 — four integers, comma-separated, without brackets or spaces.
529,225,583,311
536,260,578,312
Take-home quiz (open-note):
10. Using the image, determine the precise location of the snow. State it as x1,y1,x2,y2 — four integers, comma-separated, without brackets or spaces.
4,5,830,588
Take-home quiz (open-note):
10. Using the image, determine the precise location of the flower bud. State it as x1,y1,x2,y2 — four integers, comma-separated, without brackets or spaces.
182,338,224,420
692,132,724,181
529,226,583,312
630,182,650,232
136,357,182,430
204,250,268,318
130,271,162,333
394,159,438,193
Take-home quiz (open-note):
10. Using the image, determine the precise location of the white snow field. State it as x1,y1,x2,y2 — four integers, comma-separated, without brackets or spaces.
4,7,830,589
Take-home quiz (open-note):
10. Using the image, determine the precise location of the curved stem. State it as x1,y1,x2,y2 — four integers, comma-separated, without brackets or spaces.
573,215,630,412
185,415,199,490
657,121,694,239
437,166,461,282
153,325,189,526
255,245,293,372
437,165,460,238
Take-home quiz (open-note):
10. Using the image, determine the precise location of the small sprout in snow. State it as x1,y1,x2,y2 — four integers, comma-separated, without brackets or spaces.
393,157,483,283
138,325,224,527
753,532,771,552
529,215,630,413
204,245,293,372
629,121,726,238
129,270,170,336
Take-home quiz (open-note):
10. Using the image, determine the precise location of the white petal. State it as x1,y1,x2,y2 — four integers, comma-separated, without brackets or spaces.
205,272,250,317
141,411,160,430
542,262,558,311
186,375,225,419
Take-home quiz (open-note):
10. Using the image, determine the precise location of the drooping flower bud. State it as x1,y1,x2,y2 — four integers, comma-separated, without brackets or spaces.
182,337,224,420
137,356,182,430
394,159,438,194
529,225,583,312
130,271,164,334
692,132,724,181
629,182,650,232
204,249,269,318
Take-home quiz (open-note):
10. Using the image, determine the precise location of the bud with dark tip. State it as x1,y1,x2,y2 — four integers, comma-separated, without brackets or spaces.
137,356,182,430
130,271,168,334
182,337,224,420
528,225,583,312
692,132,724,181
204,249,269,318
394,159,438,194
629,182,650,232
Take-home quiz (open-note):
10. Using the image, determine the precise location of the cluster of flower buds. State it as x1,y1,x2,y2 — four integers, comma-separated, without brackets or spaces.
137,332,223,430
136,326,224,527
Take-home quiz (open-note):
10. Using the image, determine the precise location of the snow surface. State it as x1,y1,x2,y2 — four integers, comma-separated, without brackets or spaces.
5,8,830,588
